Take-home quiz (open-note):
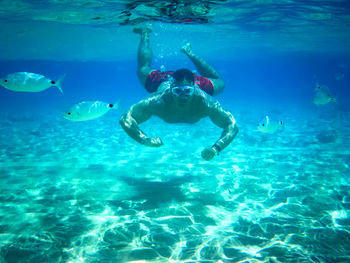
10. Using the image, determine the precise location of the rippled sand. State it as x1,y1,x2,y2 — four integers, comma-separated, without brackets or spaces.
0,104,349,262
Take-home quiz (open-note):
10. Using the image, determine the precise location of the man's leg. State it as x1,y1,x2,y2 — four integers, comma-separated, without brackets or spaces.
181,43,225,96
134,26,154,87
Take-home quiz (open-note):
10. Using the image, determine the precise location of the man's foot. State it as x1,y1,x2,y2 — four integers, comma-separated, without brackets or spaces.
181,43,193,56
133,25,152,35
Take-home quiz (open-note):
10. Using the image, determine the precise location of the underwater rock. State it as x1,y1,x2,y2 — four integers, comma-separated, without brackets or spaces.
223,247,247,259
335,218,350,226
151,232,179,246
1,231,63,263
2,245,55,263
186,238,203,248
128,248,158,261
236,233,268,246
199,245,221,260
248,223,266,236
125,222,140,233
157,216,193,233
283,225,302,235
264,223,285,236
288,233,312,246
94,248,120,261
179,247,197,260
259,244,288,258
154,246,172,258
117,208,137,216
103,227,133,248
319,215,334,226
183,224,206,238
306,228,350,257
192,214,216,226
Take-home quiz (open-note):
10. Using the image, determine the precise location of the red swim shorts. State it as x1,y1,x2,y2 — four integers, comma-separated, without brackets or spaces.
145,70,214,95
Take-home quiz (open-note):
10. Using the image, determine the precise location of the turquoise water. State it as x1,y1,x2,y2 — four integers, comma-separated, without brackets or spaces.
1,1,350,262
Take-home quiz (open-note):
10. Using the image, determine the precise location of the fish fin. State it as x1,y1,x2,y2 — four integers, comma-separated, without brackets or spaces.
55,74,66,94
111,100,120,110
279,121,285,132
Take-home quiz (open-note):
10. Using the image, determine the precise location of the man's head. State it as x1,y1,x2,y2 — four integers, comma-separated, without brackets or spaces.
170,69,195,102
172,68,195,86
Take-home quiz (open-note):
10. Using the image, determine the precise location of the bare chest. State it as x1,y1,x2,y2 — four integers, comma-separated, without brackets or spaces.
155,106,207,123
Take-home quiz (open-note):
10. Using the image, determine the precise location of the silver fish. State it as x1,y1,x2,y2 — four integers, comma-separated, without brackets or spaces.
258,116,283,134
64,101,119,122
313,85,336,105
0,72,64,93
334,72,344,81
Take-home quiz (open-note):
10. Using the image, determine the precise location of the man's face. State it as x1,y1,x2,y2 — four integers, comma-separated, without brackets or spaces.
171,79,195,104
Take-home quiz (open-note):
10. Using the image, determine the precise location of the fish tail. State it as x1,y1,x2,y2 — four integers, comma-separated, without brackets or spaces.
55,74,66,94
111,100,120,110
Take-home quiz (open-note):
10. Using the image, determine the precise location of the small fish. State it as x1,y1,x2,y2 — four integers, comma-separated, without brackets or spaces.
0,72,64,93
312,85,336,105
258,116,283,134
64,101,119,121
334,72,344,80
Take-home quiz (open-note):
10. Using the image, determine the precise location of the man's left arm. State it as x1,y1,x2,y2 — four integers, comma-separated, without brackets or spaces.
202,101,239,160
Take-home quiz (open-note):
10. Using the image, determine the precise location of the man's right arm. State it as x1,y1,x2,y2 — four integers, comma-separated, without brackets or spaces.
119,100,163,147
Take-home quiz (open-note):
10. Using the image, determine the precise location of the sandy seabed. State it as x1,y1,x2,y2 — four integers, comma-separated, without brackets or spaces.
0,104,349,263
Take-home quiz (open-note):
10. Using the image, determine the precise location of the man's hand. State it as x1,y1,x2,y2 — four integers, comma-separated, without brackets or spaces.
142,137,163,147
201,147,218,161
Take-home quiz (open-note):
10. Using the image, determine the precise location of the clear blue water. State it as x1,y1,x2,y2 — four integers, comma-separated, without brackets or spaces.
1,1,350,262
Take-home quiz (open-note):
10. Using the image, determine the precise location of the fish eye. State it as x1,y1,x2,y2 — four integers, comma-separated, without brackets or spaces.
4,79,7,82
67,112,71,115
262,123,265,126
51,80,55,84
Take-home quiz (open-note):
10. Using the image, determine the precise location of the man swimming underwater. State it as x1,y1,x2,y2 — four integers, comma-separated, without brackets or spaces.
119,26,238,161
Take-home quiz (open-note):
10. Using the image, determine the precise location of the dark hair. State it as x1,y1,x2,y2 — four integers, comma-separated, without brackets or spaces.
173,68,195,84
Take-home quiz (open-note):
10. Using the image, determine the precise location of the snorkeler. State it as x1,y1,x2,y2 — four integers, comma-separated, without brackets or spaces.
133,26,225,96
119,27,238,161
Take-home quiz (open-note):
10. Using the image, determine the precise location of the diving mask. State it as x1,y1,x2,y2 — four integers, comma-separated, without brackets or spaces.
171,85,195,96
